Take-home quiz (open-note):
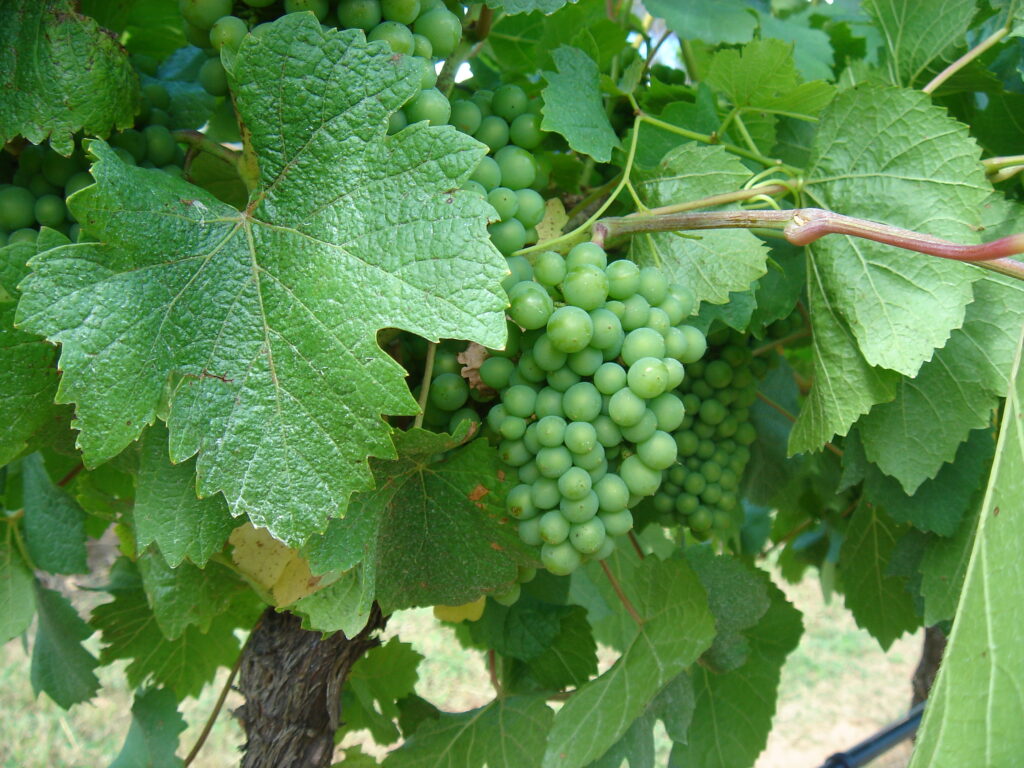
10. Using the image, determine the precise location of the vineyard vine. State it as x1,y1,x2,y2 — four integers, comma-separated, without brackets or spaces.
1,0,1023,766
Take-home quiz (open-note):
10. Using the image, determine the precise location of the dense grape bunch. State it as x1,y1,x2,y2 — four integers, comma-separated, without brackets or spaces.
481,241,705,581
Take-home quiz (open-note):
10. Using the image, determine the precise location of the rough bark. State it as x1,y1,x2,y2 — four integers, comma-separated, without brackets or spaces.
236,604,388,768
912,625,947,707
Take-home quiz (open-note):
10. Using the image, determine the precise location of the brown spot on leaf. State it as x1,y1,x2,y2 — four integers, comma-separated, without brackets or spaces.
468,484,489,501
994,506,1001,516
489,542,503,551
497,470,506,482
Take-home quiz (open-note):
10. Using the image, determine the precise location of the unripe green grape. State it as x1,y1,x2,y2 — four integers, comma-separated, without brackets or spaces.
519,517,543,546
704,359,733,389
285,0,330,19
9,228,37,244
492,84,528,121
701,461,722,483
696,439,716,460
474,115,510,152
588,308,622,351
33,195,65,228
0,186,35,231
433,347,461,376
558,466,592,500
487,186,519,221
541,541,582,575
112,147,136,165
663,326,688,360
143,125,177,166
599,508,634,536
564,421,597,454
514,189,545,228
388,110,408,135
506,484,537,520
209,15,247,50
594,473,629,513
522,426,541,456
142,82,171,111
179,0,232,30
510,112,543,149
649,392,685,432
621,294,650,331
505,254,533,287
620,455,661,497
536,415,567,447
419,61,439,91
637,266,668,304
539,510,570,544
471,156,501,190
698,398,727,426
608,388,645,427
637,430,677,471
381,0,420,24
701,483,723,505
562,381,602,422
64,171,92,198
592,415,621,448
663,357,685,390
627,357,668,399
503,383,537,418
337,0,382,29
488,218,527,255
534,387,563,418
499,415,527,440
673,492,698,516
471,89,494,117
430,372,469,411
566,347,602,377
413,7,462,57
563,244,604,272
682,471,706,496
480,357,514,390
694,421,715,439
369,20,415,52
605,259,640,299
546,306,593,353
518,565,537,583
508,282,552,330
677,326,707,363
499,439,532,467
41,151,80,188
560,491,599,523
492,582,521,606
412,33,433,58
405,88,450,124
533,251,566,287
110,130,146,162
622,328,666,366
546,366,580,392
715,416,738,439
199,58,228,96
494,145,535,190
27,175,56,198
620,409,657,443
486,402,507,433
561,264,608,311
531,477,560,509
735,421,756,446
573,444,605,473
449,407,480,435
658,295,687,325
570,517,606,554
531,334,567,372
537,445,573,478
450,99,482,134
594,362,627,395
646,307,670,335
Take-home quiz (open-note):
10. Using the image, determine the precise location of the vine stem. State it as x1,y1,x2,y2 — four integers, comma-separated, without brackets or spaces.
183,647,245,767
600,560,644,626
57,463,84,487
922,26,1009,95
627,531,646,559
638,183,792,218
755,391,844,458
751,327,811,357
487,649,502,696
171,130,240,168
413,342,437,429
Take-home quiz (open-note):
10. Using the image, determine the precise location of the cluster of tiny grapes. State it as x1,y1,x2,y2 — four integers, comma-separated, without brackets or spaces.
481,241,706,578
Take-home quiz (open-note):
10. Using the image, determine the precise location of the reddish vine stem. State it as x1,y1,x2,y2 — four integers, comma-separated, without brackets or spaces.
600,560,644,626
57,464,84,487
593,208,1024,282
627,531,646,559
183,629,247,766
171,129,240,168
755,391,843,458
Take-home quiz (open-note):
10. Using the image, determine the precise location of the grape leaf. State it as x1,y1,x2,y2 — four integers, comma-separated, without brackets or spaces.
21,452,88,574
0,240,61,466
643,0,758,45
134,422,235,568
31,583,101,709
839,502,920,649
292,567,374,636
758,11,835,82
0,0,139,156
485,0,614,74
630,144,770,307
518,605,597,690
804,85,988,378
485,0,571,13
0,536,36,644
338,428,531,612
541,556,716,768
542,47,619,163
859,273,1024,492
109,686,187,768
343,638,423,745
79,0,186,60
909,326,1024,768
863,0,976,87
16,15,508,547
652,673,696,744
470,592,570,660
919,501,981,625
590,711,656,768
669,578,802,768
384,695,553,768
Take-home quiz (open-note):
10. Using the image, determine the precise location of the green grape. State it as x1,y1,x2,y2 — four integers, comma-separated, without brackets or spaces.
502,383,537,418
663,358,685,390
646,307,670,335
621,328,667,366
405,88,450,124
370,20,416,53
504,254,533,287
450,99,482,134
506,484,537,519
560,491,599,523
693,421,715,439
486,402,507,432
413,7,462,57
519,517,543,546
462,180,487,197
561,264,608,311
471,89,494,116
531,477,560,509
563,421,597,454
701,461,722,483
33,195,65,228
492,583,521,606
494,145,535,190
572,443,604,471
649,392,685,432
433,347,461,376
501,438,534,467
592,415,622,448
682,472,706,496
626,357,668,399
514,189,545,228
657,295,687,326
285,0,330,19
179,0,232,30
587,308,620,351
620,455,661,497
112,147,136,165
715,417,737,439
531,153,550,191
523,226,538,245
678,326,707,363
653,492,674,516
621,294,650,331
539,509,570,544
537,445,573,478
594,473,629,513
470,156,501,190
388,110,408,135
199,58,228,96
26,175,56,198
430,372,469,411
608,388,645,427
637,430,677,471
735,421,756,446
0,186,34,231
480,356,514,390
696,439,715,460
531,334,566,372
142,82,171,111
143,125,177,166
518,565,537,583
587,459,608,483
488,186,519,221
9,228,37,244
449,407,480,434
704,359,733,389
562,381,601,422
533,250,566,287
41,151,80,188
675,492,699,516
620,409,657,443
508,281,553,330
499,415,527,440
558,466,592,500
594,362,626,395
492,84,528,121
541,541,582,575
209,15,247,50
688,507,712,532
599,508,634,536
381,0,420,23
522,426,540,456
338,0,382,28
604,300,625,319
488,218,527,255
414,32,435,58
510,112,543,149
570,518,606,554
534,387,563,418
606,259,640,299
637,266,668,304
546,366,580,392
536,415,567,447
566,242,607,270
546,306,594,353
698,399,727,426
475,115,510,152
701,483,722,505
567,347,603,377
663,326,688,360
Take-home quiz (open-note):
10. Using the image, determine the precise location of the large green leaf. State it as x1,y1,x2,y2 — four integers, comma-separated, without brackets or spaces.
518,604,597,690
343,637,423,745
630,144,770,307
0,0,139,155
21,452,87,574
292,567,374,636
909,325,1024,768
109,687,187,768
758,11,835,82
642,0,758,45
31,583,100,708
0,535,36,644
485,0,615,74
16,15,508,547
541,47,619,163
485,0,571,13
541,556,716,768
919,502,980,625
863,0,976,87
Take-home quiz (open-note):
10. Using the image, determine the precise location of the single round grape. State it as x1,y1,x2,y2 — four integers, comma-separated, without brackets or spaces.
532,334,567,372
510,112,543,149
41,151,79,187
199,57,228,96
663,326,689,361
620,455,662,497
668,283,696,317
505,254,533,288
450,99,482,135
64,171,92,198
388,110,408,135
492,582,521,606
471,89,494,116
701,483,723,505
413,7,462,57
599,508,634,536
682,472,706,496
566,242,607,270
561,264,608,311
534,387,563,418
694,421,715,439
405,87,450,124
698,398,727,426
567,347,603,377
492,84,529,121
112,147,136,165
546,306,594,353
621,294,652,332
571,443,605,471
542,541,582,575
488,218,527,255
519,517,543,546
143,124,177,166
560,491,599,523
506,483,537,520
587,459,608,484
536,415,567,447
592,415,622,448
696,439,716,460
179,0,233,30
653,492,674,516
564,421,597,454
646,307,670,336
26,175,56,198
486,402,507,433
494,145,535,190
546,366,580,392
433,347,461,376
449,407,480,435
514,189,545,228
606,259,640,299
558,466,592,500
608,388,646,427
183,20,212,47
369,20,416,53
715,416,738,439
570,518,606,554
518,565,537,583
33,194,65,228
284,0,330,19
537,445,573,479
649,392,685,432
656,295,686,326
637,430,677,471
701,461,723,483
381,0,420,23
620,409,657,443
539,510,570,544
508,281,553,330
677,326,707,363
627,357,668,399
533,251,566,286
430,372,469,411
637,266,668,304
8,228,37,244
735,421,757,446
499,439,531,467
531,477,561,509
621,328,667,366
470,156,501,190
562,382,601,422
522,428,541,457
0,186,35,231
594,473,629,513
704,359,734,389
589,308,622,351
503,384,537,418
488,186,518,221
474,115,510,152
672,492,697,516
593,362,626,395
499,415,527,440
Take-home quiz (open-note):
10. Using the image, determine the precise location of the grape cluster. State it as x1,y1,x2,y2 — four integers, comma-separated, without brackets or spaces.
483,242,706,577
